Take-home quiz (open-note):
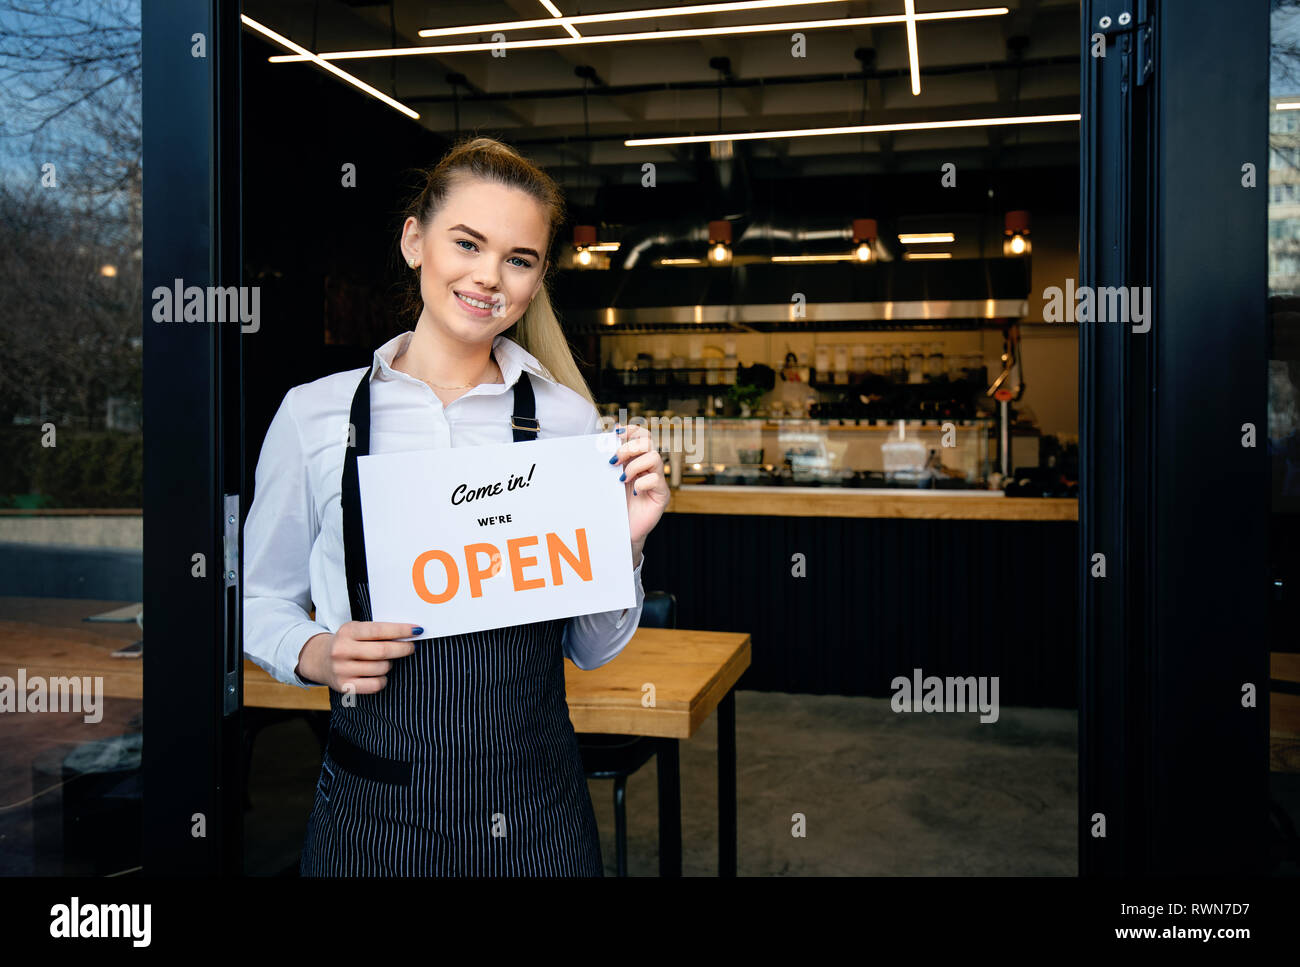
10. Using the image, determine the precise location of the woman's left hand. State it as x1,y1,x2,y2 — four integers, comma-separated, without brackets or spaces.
611,423,669,553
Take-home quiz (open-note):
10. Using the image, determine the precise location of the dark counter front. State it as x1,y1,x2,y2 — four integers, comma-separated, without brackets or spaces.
640,490,1078,708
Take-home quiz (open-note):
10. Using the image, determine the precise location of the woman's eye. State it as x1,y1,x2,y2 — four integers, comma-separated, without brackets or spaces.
456,239,530,268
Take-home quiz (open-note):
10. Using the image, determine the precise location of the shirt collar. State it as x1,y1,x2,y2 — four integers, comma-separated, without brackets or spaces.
370,331,558,391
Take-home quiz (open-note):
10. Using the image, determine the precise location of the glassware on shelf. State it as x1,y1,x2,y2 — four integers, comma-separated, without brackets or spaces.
925,342,944,380
946,350,965,380
833,346,849,385
907,344,925,384
889,345,907,382
852,344,867,380
722,340,737,384
815,346,830,383
869,344,887,375
670,354,685,388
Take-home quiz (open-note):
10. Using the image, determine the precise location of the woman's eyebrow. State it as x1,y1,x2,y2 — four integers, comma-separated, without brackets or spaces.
448,223,540,260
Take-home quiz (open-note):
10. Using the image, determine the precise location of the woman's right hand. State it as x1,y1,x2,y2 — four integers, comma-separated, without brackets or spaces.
295,622,421,694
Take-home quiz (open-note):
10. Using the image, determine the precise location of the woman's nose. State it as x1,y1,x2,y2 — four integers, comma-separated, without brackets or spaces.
472,262,500,286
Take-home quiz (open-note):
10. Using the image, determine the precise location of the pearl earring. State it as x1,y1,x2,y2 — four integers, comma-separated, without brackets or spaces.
408,258,416,268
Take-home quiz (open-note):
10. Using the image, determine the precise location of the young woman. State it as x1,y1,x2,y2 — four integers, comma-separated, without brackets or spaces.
242,137,668,876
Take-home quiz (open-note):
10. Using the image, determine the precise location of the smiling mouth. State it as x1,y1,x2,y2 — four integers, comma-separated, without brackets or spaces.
455,292,498,311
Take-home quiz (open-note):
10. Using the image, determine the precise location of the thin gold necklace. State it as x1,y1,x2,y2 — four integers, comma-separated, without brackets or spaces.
422,357,500,390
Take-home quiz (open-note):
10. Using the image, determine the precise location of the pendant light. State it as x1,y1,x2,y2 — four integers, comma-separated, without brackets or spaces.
708,220,733,263
1003,210,1031,256
852,218,877,261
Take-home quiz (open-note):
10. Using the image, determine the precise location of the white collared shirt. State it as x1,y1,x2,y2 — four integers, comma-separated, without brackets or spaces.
242,330,646,688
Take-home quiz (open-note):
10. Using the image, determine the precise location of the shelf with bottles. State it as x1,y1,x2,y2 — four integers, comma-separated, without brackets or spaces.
672,416,995,489
599,363,742,393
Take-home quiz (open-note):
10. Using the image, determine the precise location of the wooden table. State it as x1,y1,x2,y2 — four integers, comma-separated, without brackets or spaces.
0,598,750,876
245,626,752,877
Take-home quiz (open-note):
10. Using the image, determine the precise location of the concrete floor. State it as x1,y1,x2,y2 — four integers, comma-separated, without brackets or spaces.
244,690,1082,876
3,688,1295,876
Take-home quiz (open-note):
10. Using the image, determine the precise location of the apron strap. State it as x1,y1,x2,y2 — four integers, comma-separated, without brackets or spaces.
341,369,373,623
340,366,539,623
511,369,539,442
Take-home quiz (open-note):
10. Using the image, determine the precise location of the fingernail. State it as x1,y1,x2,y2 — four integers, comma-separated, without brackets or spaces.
619,472,626,482
412,626,424,635
633,488,637,495
615,427,624,434
609,455,618,464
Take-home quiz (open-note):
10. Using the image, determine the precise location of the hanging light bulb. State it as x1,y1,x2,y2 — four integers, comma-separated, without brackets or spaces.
851,218,877,262
573,224,597,268
1002,211,1031,257
708,219,733,264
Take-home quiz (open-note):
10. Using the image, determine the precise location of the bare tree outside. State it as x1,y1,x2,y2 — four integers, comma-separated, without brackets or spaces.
0,0,142,432
0,0,142,506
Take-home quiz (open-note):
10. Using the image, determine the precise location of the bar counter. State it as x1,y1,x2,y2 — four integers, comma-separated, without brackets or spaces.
665,485,1077,521
641,484,1078,707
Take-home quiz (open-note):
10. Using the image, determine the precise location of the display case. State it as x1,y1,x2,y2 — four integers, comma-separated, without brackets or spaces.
664,417,994,488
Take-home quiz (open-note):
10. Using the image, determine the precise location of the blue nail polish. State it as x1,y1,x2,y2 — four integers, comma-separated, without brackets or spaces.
412,626,424,635
615,427,624,434
609,455,618,464
619,472,626,482
633,488,637,495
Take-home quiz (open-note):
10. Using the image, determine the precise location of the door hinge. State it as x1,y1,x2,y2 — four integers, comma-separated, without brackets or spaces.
223,493,240,716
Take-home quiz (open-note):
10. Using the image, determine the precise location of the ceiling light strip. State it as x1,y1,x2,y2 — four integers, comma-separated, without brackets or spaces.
625,113,1080,146
268,8,1010,62
537,0,582,40
416,0,904,38
899,233,955,243
241,15,419,119
904,0,921,95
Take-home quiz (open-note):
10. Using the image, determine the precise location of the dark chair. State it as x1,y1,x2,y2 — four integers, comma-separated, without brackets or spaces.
579,590,676,876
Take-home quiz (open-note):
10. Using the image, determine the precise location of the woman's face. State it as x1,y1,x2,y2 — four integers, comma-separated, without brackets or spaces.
401,177,550,347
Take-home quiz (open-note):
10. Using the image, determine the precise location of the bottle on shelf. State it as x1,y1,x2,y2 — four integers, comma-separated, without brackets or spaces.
815,345,830,383
723,339,737,385
654,339,671,386
889,344,907,382
907,344,925,384
833,346,849,385
870,344,887,376
925,342,944,380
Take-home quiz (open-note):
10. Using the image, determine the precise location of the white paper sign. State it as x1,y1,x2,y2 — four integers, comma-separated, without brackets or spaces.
357,433,634,638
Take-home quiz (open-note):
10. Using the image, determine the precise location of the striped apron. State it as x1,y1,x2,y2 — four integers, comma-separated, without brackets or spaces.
299,367,604,876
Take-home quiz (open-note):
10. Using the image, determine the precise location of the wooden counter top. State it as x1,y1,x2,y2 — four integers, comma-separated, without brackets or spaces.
664,485,1078,521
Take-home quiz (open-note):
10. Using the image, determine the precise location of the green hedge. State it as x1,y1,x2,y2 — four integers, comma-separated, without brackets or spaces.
0,427,142,508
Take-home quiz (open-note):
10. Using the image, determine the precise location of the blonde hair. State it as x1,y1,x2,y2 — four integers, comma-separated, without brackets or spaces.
398,136,594,406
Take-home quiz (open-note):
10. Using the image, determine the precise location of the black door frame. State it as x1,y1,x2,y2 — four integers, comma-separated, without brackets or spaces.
142,0,1272,876
141,0,244,875
1078,0,1270,874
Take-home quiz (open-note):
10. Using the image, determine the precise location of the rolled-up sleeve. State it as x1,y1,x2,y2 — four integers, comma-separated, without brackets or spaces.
243,386,331,688
561,403,648,669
